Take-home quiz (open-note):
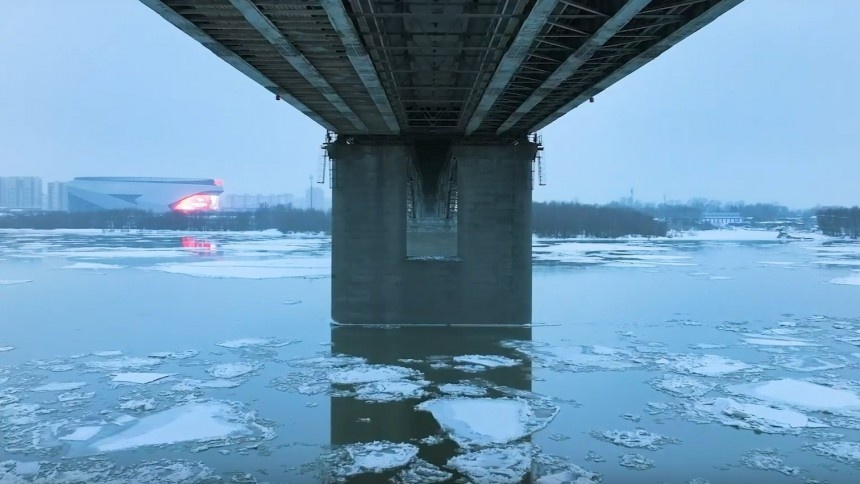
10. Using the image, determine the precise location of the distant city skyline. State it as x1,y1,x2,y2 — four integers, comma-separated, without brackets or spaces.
1,1,859,208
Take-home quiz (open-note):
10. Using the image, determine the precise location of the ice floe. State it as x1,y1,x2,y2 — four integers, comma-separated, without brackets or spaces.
831,273,860,286
391,458,453,484
58,425,103,441
148,350,199,360
657,353,752,377
62,262,122,270
438,383,488,397
329,441,419,478
0,280,31,285
811,441,860,466
92,350,123,357
742,337,818,347
215,337,293,349
171,379,243,391
741,450,801,476
447,444,533,484
206,362,261,379
727,378,860,413
32,381,87,392
0,459,219,483
329,364,420,385
112,372,173,384
502,341,637,371
0,346,14,352
354,380,428,402
57,391,94,403
149,257,329,279
85,357,161,371
416,397,558,448
119,399,157,412
775,355,846,372
692,398,827,433
652,374,715,398
618,453,654,470
452,354,521,369
591,429,677,450
91,401,268,452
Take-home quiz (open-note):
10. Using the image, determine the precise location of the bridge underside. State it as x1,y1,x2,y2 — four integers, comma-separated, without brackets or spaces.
141,0,742,324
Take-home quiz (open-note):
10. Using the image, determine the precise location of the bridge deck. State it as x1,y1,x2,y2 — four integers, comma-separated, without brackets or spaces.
143,0,741,137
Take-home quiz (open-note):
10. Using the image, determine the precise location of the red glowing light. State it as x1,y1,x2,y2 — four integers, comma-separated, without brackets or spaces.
214,179,223,187
181,236,216,252
173,194,220,212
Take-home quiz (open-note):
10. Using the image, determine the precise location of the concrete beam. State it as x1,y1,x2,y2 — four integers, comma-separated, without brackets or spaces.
228,0,367,132
465,0,559,135
138,0,336,132
496,0,650,134
529,0,744,132
319,0,401,134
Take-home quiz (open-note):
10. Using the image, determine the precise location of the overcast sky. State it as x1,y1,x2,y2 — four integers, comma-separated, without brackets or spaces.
1,0,858,208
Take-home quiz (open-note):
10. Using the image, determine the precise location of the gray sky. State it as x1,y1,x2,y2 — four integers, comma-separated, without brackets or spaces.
1,0,858,208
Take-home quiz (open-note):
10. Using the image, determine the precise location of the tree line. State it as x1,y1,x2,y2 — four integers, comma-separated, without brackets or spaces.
0,205,332,234
532,201,667,238
817,207,860,238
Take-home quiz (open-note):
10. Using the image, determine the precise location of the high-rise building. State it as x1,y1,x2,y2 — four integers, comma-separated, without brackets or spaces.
0,176,43,209
304,186,328,211
47,181,69,211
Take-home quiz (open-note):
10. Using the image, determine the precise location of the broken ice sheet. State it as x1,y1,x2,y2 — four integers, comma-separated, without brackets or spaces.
438,382,488,397
215,337,293,349
354,380,428,402
206,362,261,379
172,379,243,391
85,357,162,371
391,458,453,484
416,397,558,448
501,340,637,371
452,354,521,368
58,425,103,442
112,372,174,384
811,441,860,466
740,449,800,476
327,441,419,478
328,364,421,385
591,429,678,450
652,374,715,398
32,381,87,392
656,353,753,377
0,458,219,483
727,378,860,414
774,355,846,372
618,453,654,470
90,400,272,452
148,350,199,360
119,399,157,412
691,397,827,434
0,345,14,352
447,444,533,484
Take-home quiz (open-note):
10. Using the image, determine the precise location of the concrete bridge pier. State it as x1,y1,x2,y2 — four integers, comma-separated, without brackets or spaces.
327,139,536,326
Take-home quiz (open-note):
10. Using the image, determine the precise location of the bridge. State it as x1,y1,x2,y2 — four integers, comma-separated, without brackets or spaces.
140,0,743,325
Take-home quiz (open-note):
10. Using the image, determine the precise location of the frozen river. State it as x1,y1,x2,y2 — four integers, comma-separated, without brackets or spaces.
1,228,860,483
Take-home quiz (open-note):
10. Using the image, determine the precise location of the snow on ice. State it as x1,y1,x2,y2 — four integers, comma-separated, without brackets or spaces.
692,398,827,433
32,382,87,392
591,429,677,450
727,379,860,413
330,441,418,478
215,337,292,349
657,353,752,377
58,425,103,442
447,444,533,484
62,262,123,270
206,362,261,379
452,354,521,369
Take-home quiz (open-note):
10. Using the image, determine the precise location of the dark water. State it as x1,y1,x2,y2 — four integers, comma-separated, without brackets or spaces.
1,229,860,483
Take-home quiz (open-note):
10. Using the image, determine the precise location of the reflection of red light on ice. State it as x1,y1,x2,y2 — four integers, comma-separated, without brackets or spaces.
173,194,220,212
181,236,216,252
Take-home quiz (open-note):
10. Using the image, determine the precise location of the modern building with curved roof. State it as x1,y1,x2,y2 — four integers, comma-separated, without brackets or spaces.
66,177,223,213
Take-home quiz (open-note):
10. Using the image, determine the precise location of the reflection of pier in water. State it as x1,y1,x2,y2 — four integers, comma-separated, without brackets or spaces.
329,326,533,482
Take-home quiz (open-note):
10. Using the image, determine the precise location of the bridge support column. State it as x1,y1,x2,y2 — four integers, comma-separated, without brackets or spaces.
328,140,535,325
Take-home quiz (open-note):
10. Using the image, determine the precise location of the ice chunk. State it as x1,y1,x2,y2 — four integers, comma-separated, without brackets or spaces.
776,355,846,372
62,262,122,270
171,379,243,391
618,453,654,470
91,401,252,452
658,354,752,377
831,273,860,286
57,391,95,402
502,341,636,371
743,337,818,347
708,276,733,280
740,450,800,476
148,350,199,360
0,346,13,352
591,429,677,450
85,357,161,371
215,337,292,349
150,258,330,279
283,299,302,305
119,399,156,412
59,425,103,441
453,354,520,368
0,280,31,285
727,379,860,413
392,458,453,484
536,467,600,484
33,381,87,392
333,441,419,477
112,372,174,384
416,397,558,448
206,362,261,379
447,444,533,484
694,398,827,433
329,364,420,385
354,380,428,402
438,383,488,397
652,375,715,398
93,350,123,357
812,441,860,465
